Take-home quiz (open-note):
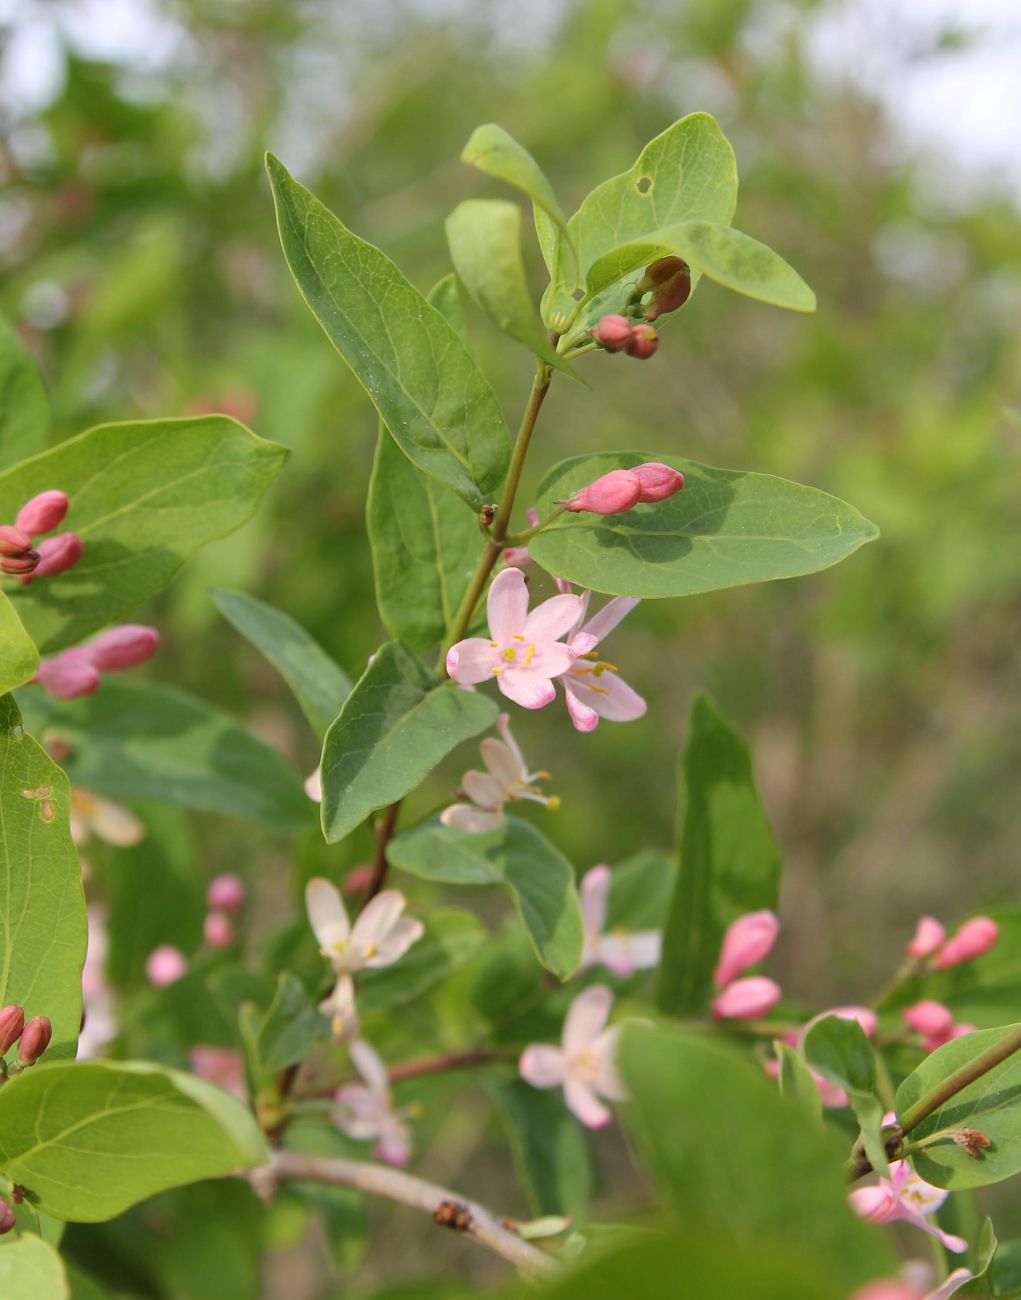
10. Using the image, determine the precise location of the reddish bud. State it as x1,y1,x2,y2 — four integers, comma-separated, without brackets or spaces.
1,550,39,576
34,650,101,700
712,975,781,1020
204,911,234,949
637,256,688,292
343,865,374,896
565,470,642,516
87,624,160,671
642,260,691,322
590,314,633,353
906,915,946,959
145,945,188,987
17,1015,52,1065
626,324,658,359
632,462,685,503
0,525,33,556
0,1004,25,1055
932,917,999,970
15,489,69,537
901,999,954,1040
713,910,780,988
0,1201,15,1235
20,532,83,584
206,873,245,914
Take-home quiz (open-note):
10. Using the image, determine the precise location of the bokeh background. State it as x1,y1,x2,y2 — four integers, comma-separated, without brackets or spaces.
2,1,1020,1294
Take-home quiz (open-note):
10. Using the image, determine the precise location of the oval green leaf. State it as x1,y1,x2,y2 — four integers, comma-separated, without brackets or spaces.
0,1233,68,1299
0,310,49,472
0,591,38,694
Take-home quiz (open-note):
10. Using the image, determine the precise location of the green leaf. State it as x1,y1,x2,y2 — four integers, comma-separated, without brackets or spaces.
266,154,508,509
531,451,879,599
775,1042,823,1123
0,311,49,471
620,1022,896,1290
255,973,325,1071
445,199,577,378
657,694,781,1015
319,641,498,845
895,1023,1021,1189
0,1060,267,1221
387,816,583,979
0,591,38,694
211,588,352,738
0,416,287,654
803,1014,888,1176
358,908,485,1013
0,1233,68,1299
17,680,310,834
0,695,86,1059
585,220,815,312
603,849,674,931
489,1078,592,1220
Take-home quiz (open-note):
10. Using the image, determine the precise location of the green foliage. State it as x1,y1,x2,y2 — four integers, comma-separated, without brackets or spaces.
0,695,86,1059
803,1014,888,1176
254,973,324,1071
266,155,509,510
489,1078,593,1220
531,451,878,598
0,312,49,472
0,1233,69,1299
211,588,353,738
0,417,287,653
0,593,38,694
0,1060,267,1221
319,641,498,844
388,817,583,979
18,681,310,833
357,908,485,1013
657,694,780,1015
775,1042,823,1122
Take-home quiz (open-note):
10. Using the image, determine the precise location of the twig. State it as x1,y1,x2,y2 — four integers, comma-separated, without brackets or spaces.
362,800,401,905
292,1046,517,1101
265,1148,557,1276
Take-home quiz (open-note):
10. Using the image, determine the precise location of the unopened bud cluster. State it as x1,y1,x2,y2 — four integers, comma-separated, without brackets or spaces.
34,624,160,699
564,462,684,516
0,489,83,582
590,314,659,359
0,1003,53,1071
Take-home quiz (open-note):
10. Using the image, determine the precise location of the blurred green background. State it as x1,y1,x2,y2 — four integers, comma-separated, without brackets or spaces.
2,0,1020,1292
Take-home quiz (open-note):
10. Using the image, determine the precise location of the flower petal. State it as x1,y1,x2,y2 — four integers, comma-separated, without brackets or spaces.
352,889,407,952
849,1184,898,1224
592,1025,628,1100
498,670,557,710
564,683,599,732
564,1076,612,1128
579,865,611,937
446,637,499,685
440,804,505,833
487,567,529,642
562,984,613,1055
366,915,424,967
91,797,145,847
306,877,350,952
580,596,640,645
527,641,576,680
462,768,507,809
570,669,647,722
523,592,586,643
479,738,523,790
519,1044,566,1089
349,1038,390,1099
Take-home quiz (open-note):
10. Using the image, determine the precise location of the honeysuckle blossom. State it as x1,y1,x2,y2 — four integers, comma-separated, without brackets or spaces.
901,1000,976,1053
446,567,583,710
306,878,423,1040
519,984,627,1128
579,864,660,976
849,1160,967,1254
68,787,144,849
334,1039,414,1166
713,910,780,988
559,590,646,733
850,1269,974,1300
441,713,558,833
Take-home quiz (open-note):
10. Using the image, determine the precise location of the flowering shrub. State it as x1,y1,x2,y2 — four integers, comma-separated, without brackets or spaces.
0,113,1018,1299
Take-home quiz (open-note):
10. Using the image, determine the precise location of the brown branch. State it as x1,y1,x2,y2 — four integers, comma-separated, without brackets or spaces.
265,1149,556,1276
292,1047,516,1101
362,800,401,905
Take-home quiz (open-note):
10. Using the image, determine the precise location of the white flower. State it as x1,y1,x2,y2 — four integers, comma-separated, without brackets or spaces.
519,984,627,1128
335,1039,414,1166
69,788,144,848
579,865,661,976
440,714,558,834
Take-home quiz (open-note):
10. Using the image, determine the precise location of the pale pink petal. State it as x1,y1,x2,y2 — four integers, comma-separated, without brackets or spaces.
519,1044,566,1089
569,631,599,657
478,739,523,790
351,889,406,949
335,1084,386,1137
563,984,613,1055
524,641,577,680
462,768,507,809
367,915,424,967
564,683,599,732
376,1122,412,1167
304,768,322,802
928,1268,975,1299
487,568,530,642
498,670,557,710
580,596,640,645
349,1039,390,1098
572,669,647,722
319,974,358,1041
495,713,526,771
849,1184,898,1224
579,865,611,937
592,1025,628,1100
440,804,505,833
306,877,350,952
522,592,586,643
598,930,661,974
564,1076,612,1128
90,798,144,847
446,637,499,684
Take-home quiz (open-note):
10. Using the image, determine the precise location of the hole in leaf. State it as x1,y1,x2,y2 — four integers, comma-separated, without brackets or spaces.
572,289,585,301
636,175,653,195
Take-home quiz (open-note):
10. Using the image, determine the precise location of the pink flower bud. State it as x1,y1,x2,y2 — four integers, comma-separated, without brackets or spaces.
34,649,101,699
204,911,234,949
712,975,781,1020
902,999,954,1040
87,624,160,671
145,944,188,987
950,1022,978,1040
713,910,780,988
631,462,685,503
15,489,69,537
17,1015,52,1065
640,258,692,322
20,531,83,584
565,469,642,515
590,314,633,353
932,917,999,970
0,550,39,576
0,1004,25,1055
906,915,946,959
206,873,245,914
626,324,658,359
0,1201,15,1235
343,864,374,896
0,525,32,556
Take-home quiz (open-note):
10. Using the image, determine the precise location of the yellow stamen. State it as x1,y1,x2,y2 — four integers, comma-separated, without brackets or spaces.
364,942,378,958
491,666,502,675
589,684,610,696
502,647,518,662
512,633,526,641
488,640,498,649
522,643,536,666
547,796,561,811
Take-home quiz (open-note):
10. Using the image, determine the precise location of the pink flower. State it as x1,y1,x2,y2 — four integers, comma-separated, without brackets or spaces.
559,590,646,732
306,879,423,1040
20,531,83,584
15,489,69,537
441,713,558,834
204,912,234,949
190,1046,246,1099
206,873,246,914
712,976,781,1020
33,624,160,698
565,470,642,516
579,865,660,976
626,324,658,359
932,917,998,970
902,1000,954,1042
632,462,684,503
907,916,946,959
335,1039,414,1167
849,1160,967,1254
590,314,634,352
519,985,627,1128
446,567,583,710
304,768,322,802
713,910,780,988
145,944,188,987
